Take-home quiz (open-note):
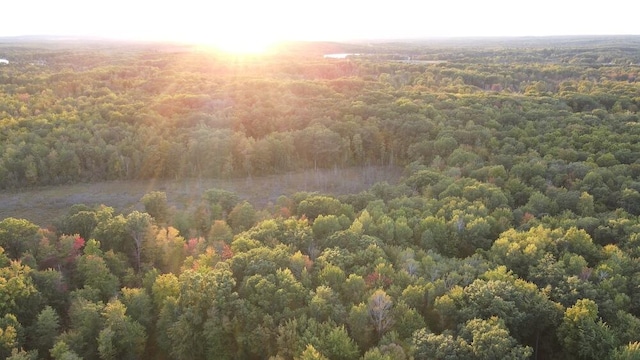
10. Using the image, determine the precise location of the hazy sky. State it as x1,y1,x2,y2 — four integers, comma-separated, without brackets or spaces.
4,0,639,48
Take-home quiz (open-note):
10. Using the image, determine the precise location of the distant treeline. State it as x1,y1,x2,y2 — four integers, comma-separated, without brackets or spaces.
1,39,640,188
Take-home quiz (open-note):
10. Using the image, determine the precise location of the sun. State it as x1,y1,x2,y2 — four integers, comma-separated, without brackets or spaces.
186,30,277,55
134,2,297,55
211,35,274,55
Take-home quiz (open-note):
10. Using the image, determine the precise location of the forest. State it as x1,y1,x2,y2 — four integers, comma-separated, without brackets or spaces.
1,36,640,359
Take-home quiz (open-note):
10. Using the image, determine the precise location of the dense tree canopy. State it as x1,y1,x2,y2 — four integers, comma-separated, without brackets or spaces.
1,36,640,359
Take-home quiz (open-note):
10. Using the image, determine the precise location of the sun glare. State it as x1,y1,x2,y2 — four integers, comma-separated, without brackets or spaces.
211,36,273,55
184,29,277,55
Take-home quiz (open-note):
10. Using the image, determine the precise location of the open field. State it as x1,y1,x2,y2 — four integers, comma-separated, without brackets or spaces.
0,166,403,226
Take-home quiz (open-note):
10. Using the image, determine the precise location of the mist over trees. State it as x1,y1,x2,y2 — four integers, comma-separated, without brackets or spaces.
1,37,640,359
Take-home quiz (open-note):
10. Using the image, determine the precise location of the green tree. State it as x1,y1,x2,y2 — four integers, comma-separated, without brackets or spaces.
557,298,616,360
459,317,533,359
489,226,560,278
309,286,346,323
164,267,236,360
207,220,233,244
91,214,130,256
312,215,342,242
297,196,347,221
318,264,346,290
120,288,153,331
0,218,39,259
419,216,454,256
151,273,179,310
413,317,532,360
347,303,375,350
392,301,426,339
141,191,170,224
393,216,413,246
56,209,98,242
362,348,395,360
31,269,68,317
436,267,562,355
298,344,329,360
342,274,367,306
97,300,147,360
49,341,82,360
239,268,307,321
0,254,38,320
295,124,346,170
76,249,119,302
59,298,104,360
611,342,640,360
0,314,23,359
31,306,61,359
228,201,257,233
577,191,596,217
203,188,240,219
319,325,359,360
6,348,38,360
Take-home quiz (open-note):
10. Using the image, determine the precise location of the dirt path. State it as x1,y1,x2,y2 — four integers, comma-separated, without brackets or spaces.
0,166,403,226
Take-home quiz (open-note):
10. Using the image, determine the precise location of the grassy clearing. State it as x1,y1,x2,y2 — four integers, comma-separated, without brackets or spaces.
0,166,403,227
